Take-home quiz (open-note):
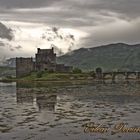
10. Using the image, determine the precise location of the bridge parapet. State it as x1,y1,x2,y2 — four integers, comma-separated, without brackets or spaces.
102,71,140,80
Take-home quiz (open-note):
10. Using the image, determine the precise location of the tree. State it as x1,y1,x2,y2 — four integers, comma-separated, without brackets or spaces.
73,68,82,74
36,71,43,78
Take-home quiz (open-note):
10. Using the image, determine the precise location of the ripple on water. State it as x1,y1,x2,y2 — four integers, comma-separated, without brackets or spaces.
0,81,140,140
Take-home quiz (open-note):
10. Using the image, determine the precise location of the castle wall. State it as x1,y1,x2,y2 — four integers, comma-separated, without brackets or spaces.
35,48,56,71
16,58,34,78
16,48,73,78
56,64,73,73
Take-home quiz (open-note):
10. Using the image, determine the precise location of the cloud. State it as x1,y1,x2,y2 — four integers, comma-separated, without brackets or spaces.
1,0,140,24
1,0,140,28
0,22,83,60
79,18,140,48
0,41,5,46
0,0,140,58
0,0,62,9
51,44,64,56
0,22,14,40
15,45,22,50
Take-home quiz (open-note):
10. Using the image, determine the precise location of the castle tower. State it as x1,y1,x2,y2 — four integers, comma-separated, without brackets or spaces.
35,47,56,71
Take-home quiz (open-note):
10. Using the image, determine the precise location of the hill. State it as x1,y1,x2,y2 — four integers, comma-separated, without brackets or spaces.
0,66,16,78
57,43,140,72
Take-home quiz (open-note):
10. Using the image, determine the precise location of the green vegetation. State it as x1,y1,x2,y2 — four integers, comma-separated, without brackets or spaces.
36,71,44,78
73,68,82,73
0,67,93,82
19,71,91,81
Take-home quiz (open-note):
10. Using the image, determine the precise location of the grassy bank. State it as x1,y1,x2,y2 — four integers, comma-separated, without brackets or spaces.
0,71,94,82
20,72,92,81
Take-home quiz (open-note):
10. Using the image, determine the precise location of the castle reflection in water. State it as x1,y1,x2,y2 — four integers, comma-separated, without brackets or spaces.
16,88,57,112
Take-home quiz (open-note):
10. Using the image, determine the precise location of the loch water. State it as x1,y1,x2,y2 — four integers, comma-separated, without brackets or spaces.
0,81,140,140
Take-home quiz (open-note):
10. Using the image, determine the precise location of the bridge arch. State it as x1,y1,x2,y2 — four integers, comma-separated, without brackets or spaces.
112,73,126,80
102,72,140,80
103,73,113,79
127,73,137,79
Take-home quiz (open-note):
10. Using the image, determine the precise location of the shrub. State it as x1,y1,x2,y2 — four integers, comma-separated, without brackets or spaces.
36,71,43,78
73,68,82,74
6,76,12,79
89,71,96,78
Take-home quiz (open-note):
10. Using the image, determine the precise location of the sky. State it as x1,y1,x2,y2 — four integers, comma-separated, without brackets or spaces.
0,0,140,60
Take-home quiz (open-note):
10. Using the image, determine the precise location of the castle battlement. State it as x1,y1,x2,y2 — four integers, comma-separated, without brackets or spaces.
16,48,73,77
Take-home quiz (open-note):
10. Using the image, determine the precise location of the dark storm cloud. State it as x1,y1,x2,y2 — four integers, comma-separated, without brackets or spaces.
0,0,140,27
0,0,140,50
79,19,140,48
15,45,22,50
0,0,62,9
0,41,5,46
0,22,14,40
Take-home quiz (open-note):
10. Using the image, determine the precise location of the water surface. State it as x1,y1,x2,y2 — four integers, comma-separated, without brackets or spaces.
0,81,140,140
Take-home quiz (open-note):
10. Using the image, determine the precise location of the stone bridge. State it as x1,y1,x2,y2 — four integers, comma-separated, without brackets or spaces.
97,72,140,80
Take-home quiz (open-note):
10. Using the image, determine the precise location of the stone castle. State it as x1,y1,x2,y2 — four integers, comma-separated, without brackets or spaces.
16,48,73,78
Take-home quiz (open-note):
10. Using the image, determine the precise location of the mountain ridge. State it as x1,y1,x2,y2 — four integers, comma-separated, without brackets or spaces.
57,43,140,72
